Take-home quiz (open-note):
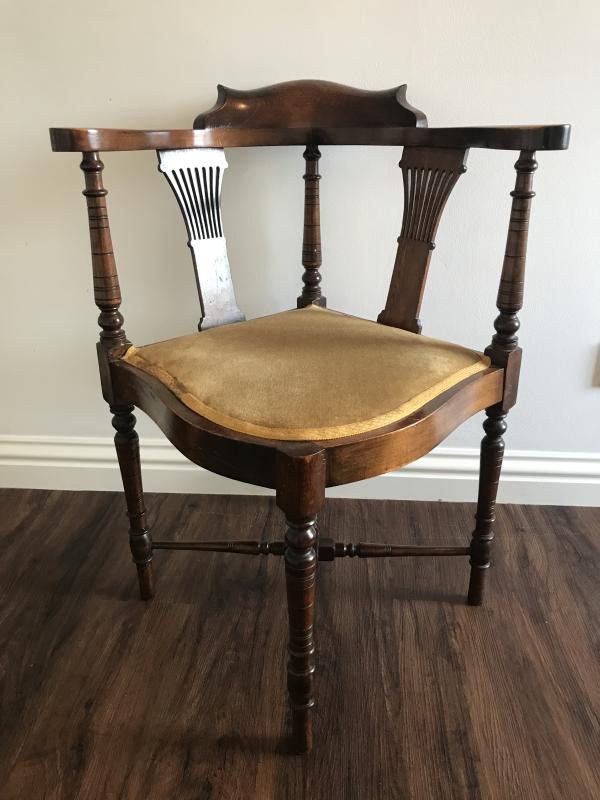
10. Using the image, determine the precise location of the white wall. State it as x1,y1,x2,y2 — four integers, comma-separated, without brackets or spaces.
1,0,599,502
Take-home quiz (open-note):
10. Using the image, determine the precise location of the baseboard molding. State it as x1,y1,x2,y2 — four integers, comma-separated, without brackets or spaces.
1,435,599,505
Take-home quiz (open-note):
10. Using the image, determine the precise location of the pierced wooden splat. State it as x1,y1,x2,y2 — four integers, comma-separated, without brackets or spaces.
157,148,245,330
378,146,468,333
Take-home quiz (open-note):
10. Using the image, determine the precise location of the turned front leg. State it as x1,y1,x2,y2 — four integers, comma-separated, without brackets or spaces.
470,152,537,605
284,516,318,752
276,445,326,753
111,405,154,600
468,406,507,605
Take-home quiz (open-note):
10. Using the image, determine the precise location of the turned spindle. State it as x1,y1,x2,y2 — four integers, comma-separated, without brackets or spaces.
468,150,537,605
485,150,537,403
467,407,507,605
284,516,318,752
80,153,154,600
111,406,154,600
80,152,129,358
297,145,326,308
276,446,325,753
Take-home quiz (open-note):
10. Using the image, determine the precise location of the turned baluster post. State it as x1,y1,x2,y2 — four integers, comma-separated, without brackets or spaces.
468,150,537,605
111,405,154,599
80,152,154,600
297,145,326,308
80,152,129,361
276,446,326,753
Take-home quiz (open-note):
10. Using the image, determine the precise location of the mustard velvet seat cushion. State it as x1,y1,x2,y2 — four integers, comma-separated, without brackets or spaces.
122,306,490,441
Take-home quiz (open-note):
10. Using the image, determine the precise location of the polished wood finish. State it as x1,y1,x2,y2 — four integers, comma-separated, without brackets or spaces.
111,359,504,489
333,542,470,558
194,80,427,132
467,150,539,602
50,123,571,152
276,447,326,752
152,537,470,559
486,149,537,409
297,145,325,308
152,538,287,554
2,489,600,798
379,147,468,332
80,153,128,364
80,153,152,598
51,81,570,752
110,405,154,600
467,406,507,605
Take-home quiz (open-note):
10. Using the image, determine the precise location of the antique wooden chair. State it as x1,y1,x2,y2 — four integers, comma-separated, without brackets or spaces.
50,81,570,753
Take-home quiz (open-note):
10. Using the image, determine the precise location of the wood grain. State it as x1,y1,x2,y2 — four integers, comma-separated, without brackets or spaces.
193,80,427,131
297,145,326,309
1,490,599,799
110,361,503,491
378,147,468,332
49,124,571,152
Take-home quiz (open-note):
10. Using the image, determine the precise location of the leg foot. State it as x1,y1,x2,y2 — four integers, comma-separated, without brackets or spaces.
135,561,155,601
467,563,488,606
467,406,507,606
111,405,154,600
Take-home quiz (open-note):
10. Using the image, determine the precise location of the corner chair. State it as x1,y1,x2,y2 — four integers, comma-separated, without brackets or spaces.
50,80,570,752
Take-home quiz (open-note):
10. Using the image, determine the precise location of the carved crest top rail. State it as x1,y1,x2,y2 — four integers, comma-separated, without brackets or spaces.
50,80,570,151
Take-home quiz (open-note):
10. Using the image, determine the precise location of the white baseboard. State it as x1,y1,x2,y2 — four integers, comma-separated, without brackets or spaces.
1,435,599,506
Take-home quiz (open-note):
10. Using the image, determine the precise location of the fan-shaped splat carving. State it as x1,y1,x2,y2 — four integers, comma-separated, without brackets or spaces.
399,147,467,245
158,148,244,331
379,147,468,333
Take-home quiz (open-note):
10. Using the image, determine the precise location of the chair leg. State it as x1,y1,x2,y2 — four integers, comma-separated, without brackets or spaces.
111,404,154,600
276,445,325,753
284,514,318,753
468,405,507,606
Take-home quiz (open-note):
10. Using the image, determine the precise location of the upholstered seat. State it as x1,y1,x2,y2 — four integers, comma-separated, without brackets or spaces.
122,305,490,441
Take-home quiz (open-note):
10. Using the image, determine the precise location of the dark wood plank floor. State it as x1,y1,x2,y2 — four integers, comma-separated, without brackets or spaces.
0,489,599,799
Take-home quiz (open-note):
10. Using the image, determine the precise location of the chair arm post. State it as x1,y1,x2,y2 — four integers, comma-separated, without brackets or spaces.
485,149,537,409
80,152,130,403
80,152,129,357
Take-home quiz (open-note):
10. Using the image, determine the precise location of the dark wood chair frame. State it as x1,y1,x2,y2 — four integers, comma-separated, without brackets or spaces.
50,81,570,753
